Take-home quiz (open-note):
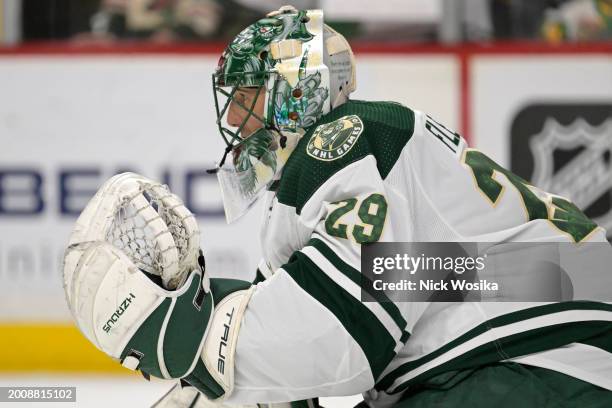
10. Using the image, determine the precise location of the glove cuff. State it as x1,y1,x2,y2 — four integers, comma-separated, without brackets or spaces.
185,278,254,401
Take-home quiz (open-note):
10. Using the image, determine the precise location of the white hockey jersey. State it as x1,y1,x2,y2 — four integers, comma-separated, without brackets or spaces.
224,100,612,406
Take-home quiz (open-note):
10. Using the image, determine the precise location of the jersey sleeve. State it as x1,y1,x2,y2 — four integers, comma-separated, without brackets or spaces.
225,154,421,404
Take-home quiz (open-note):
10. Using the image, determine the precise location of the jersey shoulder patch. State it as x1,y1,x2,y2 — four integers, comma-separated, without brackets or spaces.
277,100,415,214
306,115,364,161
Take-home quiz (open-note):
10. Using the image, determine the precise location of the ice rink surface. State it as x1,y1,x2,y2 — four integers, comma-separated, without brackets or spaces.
0,375,363,407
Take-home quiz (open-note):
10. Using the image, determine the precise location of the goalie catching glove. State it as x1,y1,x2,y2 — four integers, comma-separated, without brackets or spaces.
63,173,253,401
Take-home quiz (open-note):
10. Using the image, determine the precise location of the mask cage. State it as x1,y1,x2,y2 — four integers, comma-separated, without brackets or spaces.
211,71,294,172
212,71,281,148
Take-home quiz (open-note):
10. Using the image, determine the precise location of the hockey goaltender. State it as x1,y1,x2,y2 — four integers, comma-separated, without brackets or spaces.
62,6,612,408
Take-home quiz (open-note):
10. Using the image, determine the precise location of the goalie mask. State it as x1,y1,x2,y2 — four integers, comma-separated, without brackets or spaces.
63,173,211,381
212,6,356,223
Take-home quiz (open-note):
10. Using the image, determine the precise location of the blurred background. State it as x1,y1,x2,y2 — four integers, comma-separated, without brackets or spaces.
0,0,611,406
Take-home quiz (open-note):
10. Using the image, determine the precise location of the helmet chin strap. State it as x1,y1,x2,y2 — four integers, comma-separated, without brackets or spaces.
206,124,286,174
206,144,234,174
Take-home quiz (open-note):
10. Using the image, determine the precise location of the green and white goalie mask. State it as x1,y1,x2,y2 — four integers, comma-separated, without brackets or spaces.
212,6,356,223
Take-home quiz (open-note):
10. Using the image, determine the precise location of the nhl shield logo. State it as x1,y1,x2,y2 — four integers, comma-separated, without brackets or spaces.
307,115,363,161
529,118,612,234
511,103,612,241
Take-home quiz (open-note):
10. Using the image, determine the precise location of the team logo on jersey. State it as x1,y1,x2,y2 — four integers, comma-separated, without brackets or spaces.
306,115,363,161
510,103,612,241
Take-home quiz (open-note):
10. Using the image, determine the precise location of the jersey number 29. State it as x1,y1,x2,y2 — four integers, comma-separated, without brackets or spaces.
325,193,388,243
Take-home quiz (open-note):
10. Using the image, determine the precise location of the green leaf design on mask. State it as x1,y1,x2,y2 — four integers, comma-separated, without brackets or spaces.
233,130,278,195
285,10,314,42
218,11,315,86
272,70,329,129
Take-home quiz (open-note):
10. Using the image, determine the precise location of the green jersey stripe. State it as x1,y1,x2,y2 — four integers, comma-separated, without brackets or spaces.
511,342,612,390
379,301,612,386
386,319,612,395
308,236,409,333
300,244,406,353
379,303,612,391
282,251,397,379
377,302,612,392
579,323,612,353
